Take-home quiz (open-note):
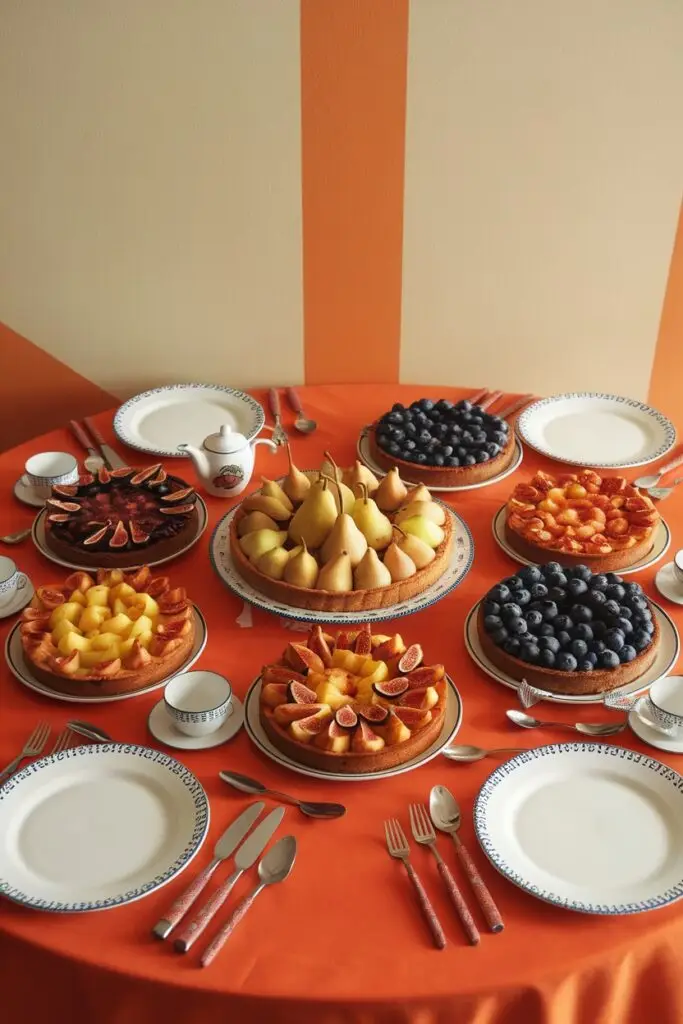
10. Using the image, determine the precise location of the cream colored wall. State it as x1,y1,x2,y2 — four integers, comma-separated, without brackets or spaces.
0,0,303,397
401,1,683,399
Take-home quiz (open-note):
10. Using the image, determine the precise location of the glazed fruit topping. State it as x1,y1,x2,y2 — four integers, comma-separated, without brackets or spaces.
376,398,510,467
335,705,358,729
372,678,410,698
289,680,318,704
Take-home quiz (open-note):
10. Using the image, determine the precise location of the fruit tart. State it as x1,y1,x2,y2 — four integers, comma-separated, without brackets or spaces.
259,625,448,773
229,450,453,612
477,563,660,695
44,465,199,568
505,469,660,571
20,567,195,697
369,398,516,486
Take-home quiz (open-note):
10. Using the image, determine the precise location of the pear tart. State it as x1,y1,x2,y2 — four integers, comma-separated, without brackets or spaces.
20,567,195,697
260,625,448,773
505,469,660,571
477,563,660,696
229,451,452,612
44,464,199,568
370,398,516,486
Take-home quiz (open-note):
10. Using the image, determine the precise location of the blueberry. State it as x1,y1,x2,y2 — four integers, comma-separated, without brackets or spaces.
418,429,432,443
516,589,531,607
632,629,652,651
605,584,626,602
599,650,620,669
570,565,592,582
571,639,588,658
502,638,521,656
433,454,445,466
528,600,544,612
403,439,416,451
485,443,501,458
391,402,406,413
618,606,633,620
585,652,598,666
484,614,503,631
606,573,623,585
630,596,649,612
446,456,460,467
433,422,449,437
419,398,435,411
475,450,490,463
571,623,594,642
571,604,593,623
386,442,402,456
589,590,607,608
507,617,528,636
461,431,473,443
415,453,428,463
538,622,555,637
490,627,508,645
491,431,508,446
463,454,476,466
604,599,621,617
387,411,404,424
539,636,560,653
605,630,625,653
541,600,558,621
435,399,454,413
530,582,549,599
405,421,418,437
624,582,642,597
539,649,556,668
616,616,633,635
456,446,468,459
556,630,572,649
548,587,567,603
592,620,607,639
441,445,453,456
589,639,606,655
556,652,578,671
567,578,588,597
501,602,523,620
589,574,609,591
554,614,573,631
520,566,543,585
392,428,406,443
545,562,563,576
546,571,568,588
469,415,484,426
518,632,536,644
619,645,637,663
520,643,541,664
526,609,543,628
456,399,472,412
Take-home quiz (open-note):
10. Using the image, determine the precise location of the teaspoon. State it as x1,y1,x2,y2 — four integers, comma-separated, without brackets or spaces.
219,770,345,819
443,744,528,763
286,388,317,434
0,527,31,545
67,720,114,744
506,709,626,737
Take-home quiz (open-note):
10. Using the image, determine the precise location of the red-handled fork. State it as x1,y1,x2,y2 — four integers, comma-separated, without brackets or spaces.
384,818,446,949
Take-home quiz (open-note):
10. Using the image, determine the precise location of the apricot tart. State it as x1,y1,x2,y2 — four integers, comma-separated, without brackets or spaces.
505,469,660,571
44,465,199,568
259,625,448,773
369,398,517,486
478,563,659,695
20,567,195,697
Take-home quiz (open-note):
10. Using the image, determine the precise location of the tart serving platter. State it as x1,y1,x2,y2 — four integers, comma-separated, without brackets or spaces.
357,427,523,492
4,605,208,704
0,743,209,912
243,674,462,782
31,495,208,571
210,504,474,625
464,598,679,705
517,394,676,469
491,505,671,576
474,743,683,915
113,384,265,458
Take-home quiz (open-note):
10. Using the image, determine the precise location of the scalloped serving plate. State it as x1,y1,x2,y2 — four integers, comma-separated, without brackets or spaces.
517,394,676,469
209,503,474,625
474,743,683,915
243,674,462,782
113,384,265,458
0,743,209,912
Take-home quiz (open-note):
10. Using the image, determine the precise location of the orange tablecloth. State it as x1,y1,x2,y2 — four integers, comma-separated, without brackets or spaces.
1,384,683,1024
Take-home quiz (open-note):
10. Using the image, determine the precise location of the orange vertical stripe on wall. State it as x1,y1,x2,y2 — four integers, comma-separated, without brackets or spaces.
301,0,409,385
649,202,683,427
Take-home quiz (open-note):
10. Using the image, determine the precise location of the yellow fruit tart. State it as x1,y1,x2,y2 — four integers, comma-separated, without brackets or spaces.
505,469,660,571
229,450,452,612
259,625,448,773
20,567,195,697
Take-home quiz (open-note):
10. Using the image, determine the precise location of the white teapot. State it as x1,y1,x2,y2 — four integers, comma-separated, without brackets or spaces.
178,425,278,497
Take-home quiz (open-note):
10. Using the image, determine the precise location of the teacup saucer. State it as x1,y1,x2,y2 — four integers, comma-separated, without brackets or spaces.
147,695,244,750
654,562,683,606
13,477,46,509
628,705,683,754
0,578,35,620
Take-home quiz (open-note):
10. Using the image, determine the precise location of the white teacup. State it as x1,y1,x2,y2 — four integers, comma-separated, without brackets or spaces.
0,556,28,607
164,671,232,737
635,676,683,737
672,550,683,587
23,451,79,498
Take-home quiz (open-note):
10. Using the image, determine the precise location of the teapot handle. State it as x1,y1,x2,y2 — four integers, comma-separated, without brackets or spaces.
252,438,279,454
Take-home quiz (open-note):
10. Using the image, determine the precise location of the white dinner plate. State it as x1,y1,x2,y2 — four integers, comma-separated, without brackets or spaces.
517,393,675,469
491,505,671,576
113,384,265,458
4,605,208,704
356,427,524,492
464,598,679,705
474,743,683,915
210,503,474,625
0,743,209,912
243,675,462,782
31,495,208,572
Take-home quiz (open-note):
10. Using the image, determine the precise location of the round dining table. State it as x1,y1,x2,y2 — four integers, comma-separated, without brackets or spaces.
1,384,683,1024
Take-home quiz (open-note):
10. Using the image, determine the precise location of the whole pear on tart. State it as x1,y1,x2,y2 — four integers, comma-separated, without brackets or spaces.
259,623,448,773
229,449,453,611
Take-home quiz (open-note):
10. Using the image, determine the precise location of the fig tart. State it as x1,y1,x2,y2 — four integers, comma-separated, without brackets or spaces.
259,625,448,773
369,397,516,486
20,567,195,697
505,469,660,571
44,465,199,568
478,563,660,696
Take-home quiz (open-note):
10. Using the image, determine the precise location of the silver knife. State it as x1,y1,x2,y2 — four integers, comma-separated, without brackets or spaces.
152,801,265,940
174,805,285,952
83,416,128,470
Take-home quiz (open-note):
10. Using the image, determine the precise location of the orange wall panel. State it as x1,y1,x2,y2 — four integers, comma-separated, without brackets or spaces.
649,202,683,427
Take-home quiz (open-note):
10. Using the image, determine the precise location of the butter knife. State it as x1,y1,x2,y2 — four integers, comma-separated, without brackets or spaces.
83,416,127,470
152,801,265,939
174,805,285,952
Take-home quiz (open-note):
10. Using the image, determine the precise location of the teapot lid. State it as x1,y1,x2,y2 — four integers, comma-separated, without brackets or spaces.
204,424,248,454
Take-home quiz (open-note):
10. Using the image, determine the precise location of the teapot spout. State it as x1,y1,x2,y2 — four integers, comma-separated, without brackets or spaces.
177,443,211,483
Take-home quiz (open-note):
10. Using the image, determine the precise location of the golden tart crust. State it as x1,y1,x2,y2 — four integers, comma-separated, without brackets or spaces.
369,424,516,487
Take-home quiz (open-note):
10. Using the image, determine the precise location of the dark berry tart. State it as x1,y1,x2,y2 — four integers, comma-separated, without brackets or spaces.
478,563,660,695
44,465,199,568
370,397,516,486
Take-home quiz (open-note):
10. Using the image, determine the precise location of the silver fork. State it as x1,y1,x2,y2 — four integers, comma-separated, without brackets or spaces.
267,388,288,446
384,818,446,949
0,721,51,781
49,728,74,755
409,803,480,946
649,476,683,501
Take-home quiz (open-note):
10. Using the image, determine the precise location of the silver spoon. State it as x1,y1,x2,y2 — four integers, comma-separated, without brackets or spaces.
648,476,683,501
67,720,113,743
286,388,317,434
200,835,296,967
506,708,626,737
634,452,683,491
219,770,345,819
0,527,31,545
443,744,528,763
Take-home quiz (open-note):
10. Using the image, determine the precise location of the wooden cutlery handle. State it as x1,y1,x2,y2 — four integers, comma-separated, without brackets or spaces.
496,394,534,419
657,450,683,476
286,387,302,413
70,419,95,452
83,416,107,447
404,862,446,949
152,860,218,939
467,387,489,406
453,837,504,933
173,869,240,953
268,388,281,419
200,887,261,967
436,860,480,945
479,390,504,412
